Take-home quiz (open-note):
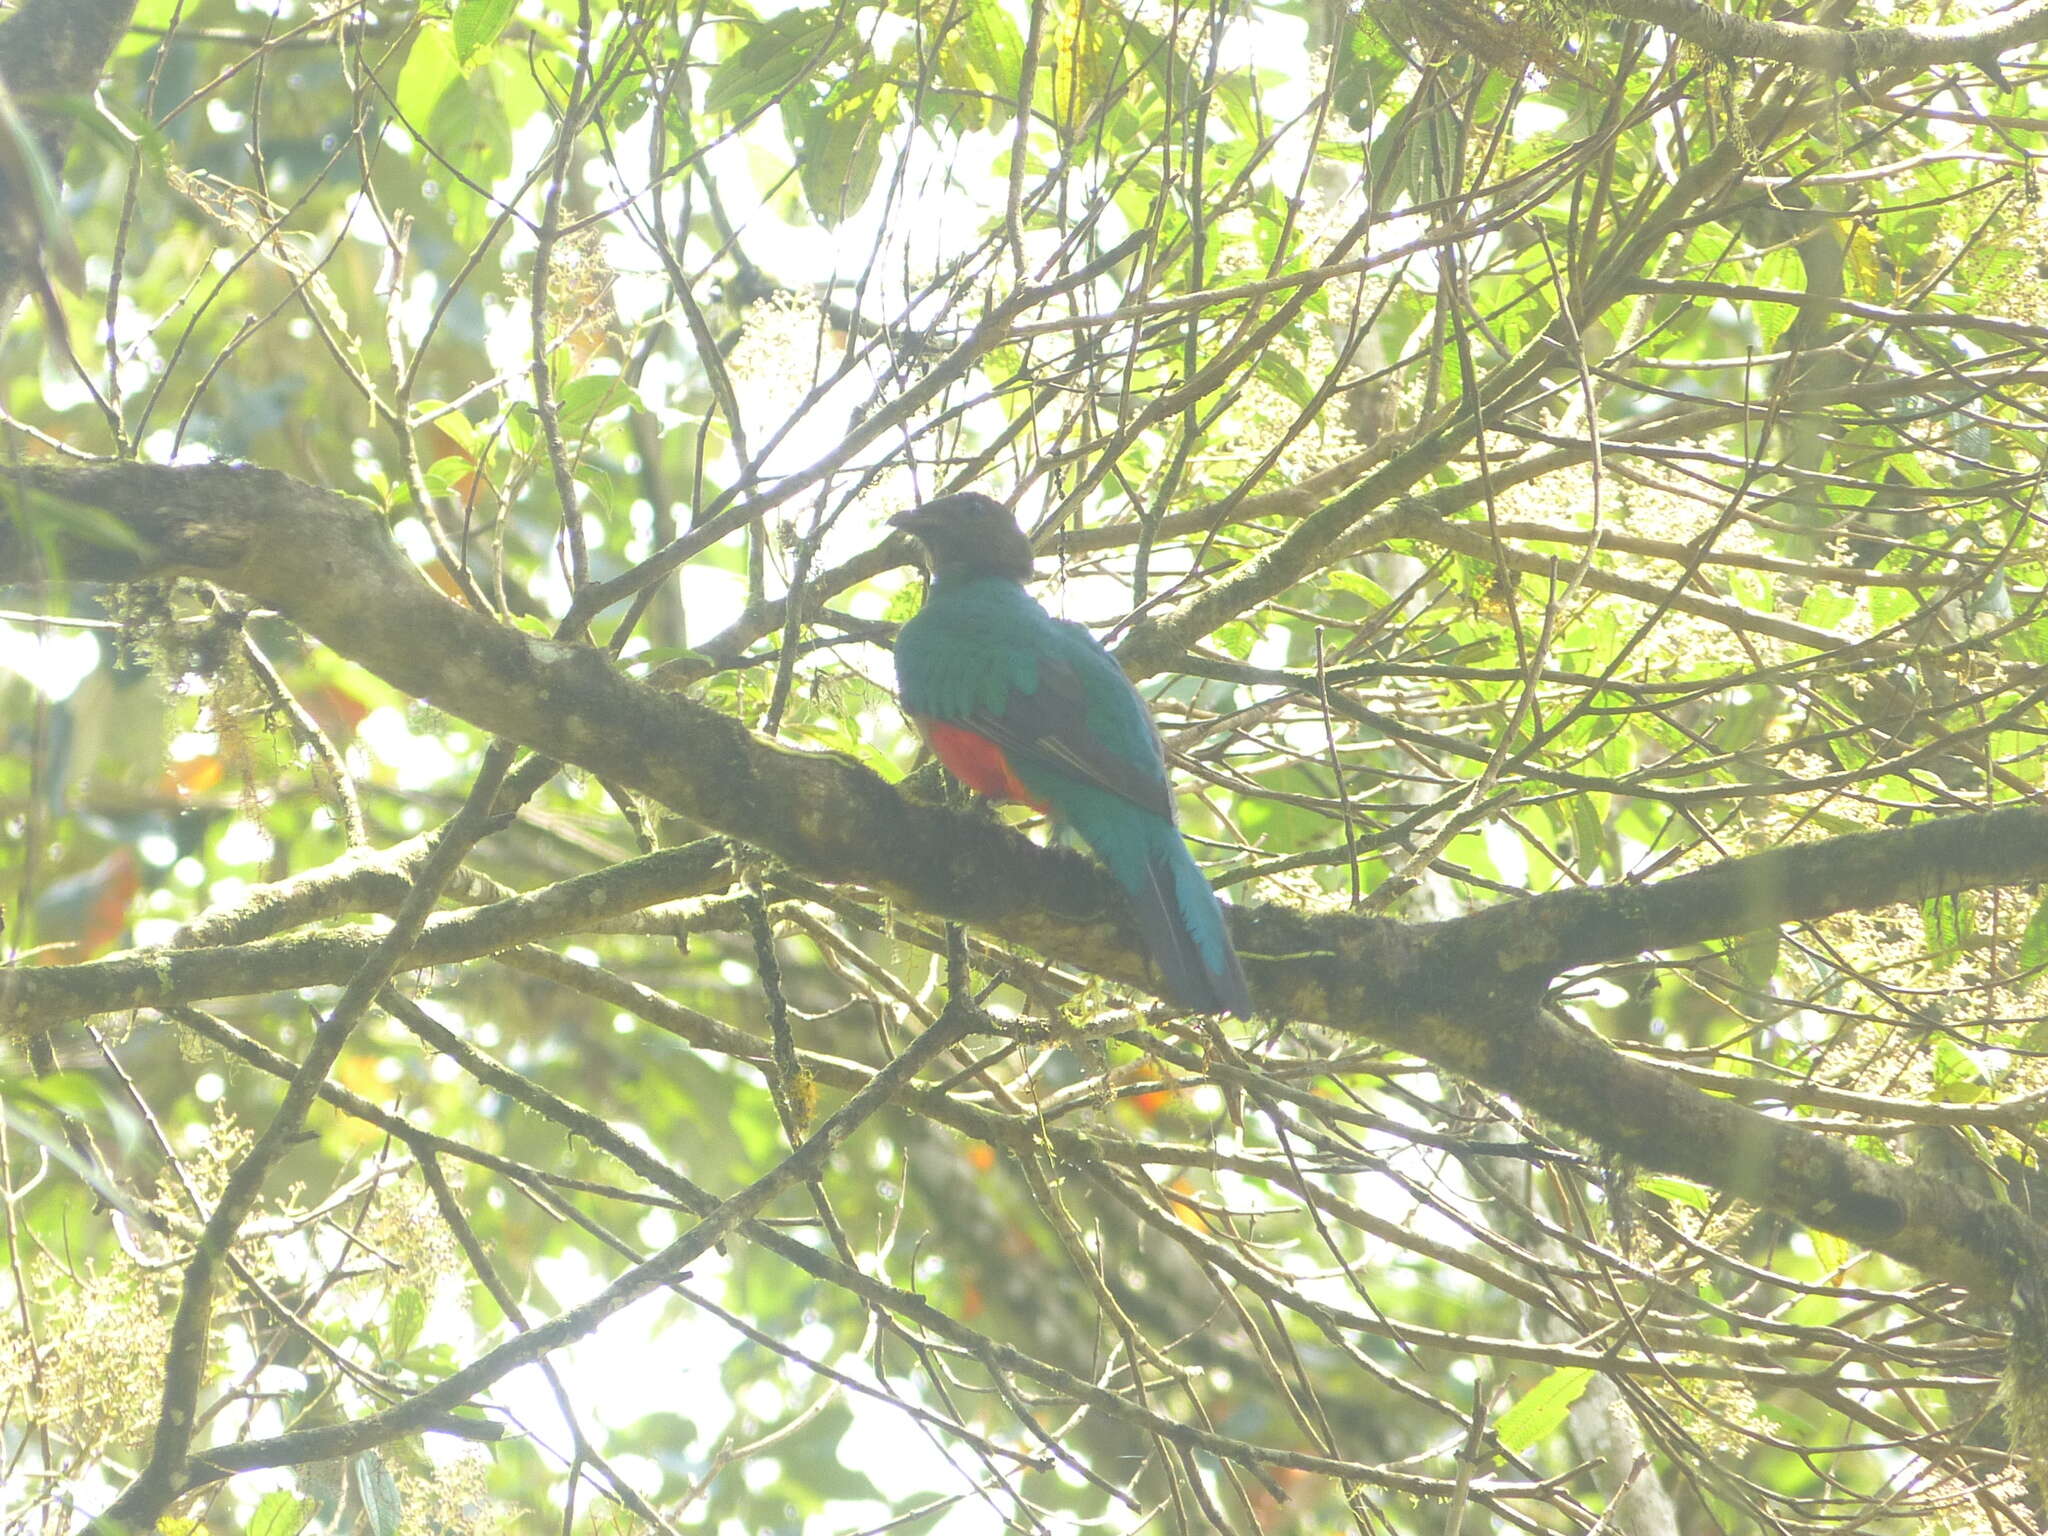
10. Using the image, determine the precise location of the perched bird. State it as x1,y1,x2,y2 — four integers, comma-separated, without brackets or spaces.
889,492,1252,1016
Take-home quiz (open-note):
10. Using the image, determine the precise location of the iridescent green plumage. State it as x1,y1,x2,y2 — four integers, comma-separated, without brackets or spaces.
892,494,1250,1016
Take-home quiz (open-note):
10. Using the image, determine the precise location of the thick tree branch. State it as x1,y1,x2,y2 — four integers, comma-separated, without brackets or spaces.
8,461,2048,1299
0,841,747,1032
1593,0,2048,73
0,463,1184,996
8,791,2047,1046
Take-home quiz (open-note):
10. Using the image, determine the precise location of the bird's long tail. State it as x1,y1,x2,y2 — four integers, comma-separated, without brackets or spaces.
1059,792,1252,1017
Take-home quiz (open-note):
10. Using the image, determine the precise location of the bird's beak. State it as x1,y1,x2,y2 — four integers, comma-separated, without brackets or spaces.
887,507,929,533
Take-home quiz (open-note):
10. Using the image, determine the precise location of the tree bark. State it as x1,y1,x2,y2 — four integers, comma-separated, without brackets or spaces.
7,460,2048,1300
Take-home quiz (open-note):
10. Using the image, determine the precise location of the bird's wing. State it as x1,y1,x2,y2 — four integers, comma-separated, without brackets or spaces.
897,591,1176,820
958,628,1176,821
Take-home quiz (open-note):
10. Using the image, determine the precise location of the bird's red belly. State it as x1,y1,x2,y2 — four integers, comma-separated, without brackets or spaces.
917,719,1048,811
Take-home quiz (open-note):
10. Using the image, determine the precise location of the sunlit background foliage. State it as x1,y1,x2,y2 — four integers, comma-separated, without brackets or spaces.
7,0,2048,1530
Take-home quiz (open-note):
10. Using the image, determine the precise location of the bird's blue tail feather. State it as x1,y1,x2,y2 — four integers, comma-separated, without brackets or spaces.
1057,790,1251,1016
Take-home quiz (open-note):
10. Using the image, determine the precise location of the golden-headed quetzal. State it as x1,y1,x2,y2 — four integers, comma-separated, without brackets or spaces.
890,493,1252,1016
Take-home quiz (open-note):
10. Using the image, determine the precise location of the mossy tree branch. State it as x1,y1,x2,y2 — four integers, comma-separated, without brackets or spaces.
8,460,2048,1305
1592,0,2048,73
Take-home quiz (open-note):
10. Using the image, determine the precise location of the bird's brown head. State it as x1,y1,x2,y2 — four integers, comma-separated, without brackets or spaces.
889,493,1034,583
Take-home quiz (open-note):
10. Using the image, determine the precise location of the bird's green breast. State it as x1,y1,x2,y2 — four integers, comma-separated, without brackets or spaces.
896,576,1044,718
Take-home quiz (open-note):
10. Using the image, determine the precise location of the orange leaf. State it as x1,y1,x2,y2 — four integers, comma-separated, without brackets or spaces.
421,559,470,603
164,753,225,793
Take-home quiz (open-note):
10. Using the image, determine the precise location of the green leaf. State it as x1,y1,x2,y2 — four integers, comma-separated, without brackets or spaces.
2019,892,2048,975
1637,1174,1712,1212
928,0,1025,129
1891,448,1935,489
0,79,79,289
1496,1366,1595,1452
354,1452,404,1536
248,1490,316,1536
570,467,614,532
2013,617,2048,665
416,403,481,454
1569,793,1609,878
1123,17,1200,121
1325,570,1390,606
423,455,474,494
503,400,539,453
557,374,638,433
1932,1035,1985,1096
1213,620,1257,660
453,0,518,65
9,1071,107,1115
1921,894,1972,958
1254,349,1317,409
1797,584,1856,631
705,13,841,117
1333,11,1399,128
51,89,173,178
119,0,194,56
791,72,898,225
960,0,1024,96
388,1285,427,1357
396,25,461,131
1809,1228,1855,1275
1865,586,1917,635
428,55,513,185
1041,0,1126,140
1728,568,1772,611
7,486,150,575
